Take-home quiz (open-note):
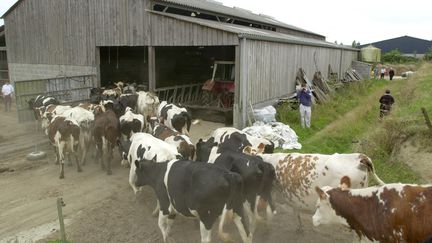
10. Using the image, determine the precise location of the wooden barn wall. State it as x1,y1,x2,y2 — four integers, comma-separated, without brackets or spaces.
149,15,238,46
5,0,95,66
244,40,358,105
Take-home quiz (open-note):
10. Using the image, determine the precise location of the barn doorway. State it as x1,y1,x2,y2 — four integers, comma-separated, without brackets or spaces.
99,46,148,90
154,45,235,124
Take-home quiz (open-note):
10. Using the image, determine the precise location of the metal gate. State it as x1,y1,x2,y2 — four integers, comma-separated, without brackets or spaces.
14,75,96,122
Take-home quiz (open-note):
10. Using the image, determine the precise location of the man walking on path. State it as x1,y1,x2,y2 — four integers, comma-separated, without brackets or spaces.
1,80,14,112
379,89,395,118
297,83,312,128
389,68,395,80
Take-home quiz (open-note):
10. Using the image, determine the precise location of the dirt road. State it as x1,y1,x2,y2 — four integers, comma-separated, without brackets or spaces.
0,109,353,243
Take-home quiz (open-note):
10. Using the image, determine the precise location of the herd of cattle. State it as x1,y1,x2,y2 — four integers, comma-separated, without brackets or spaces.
26,83,432,243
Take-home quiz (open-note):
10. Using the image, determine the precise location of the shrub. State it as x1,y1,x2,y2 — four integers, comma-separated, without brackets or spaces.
382,49,418,64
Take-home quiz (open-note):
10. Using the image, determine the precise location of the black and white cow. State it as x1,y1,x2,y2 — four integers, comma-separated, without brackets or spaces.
134,158,252,243
27,95,60,127
158,101,192,135
208,127,274,156
119,107,144,139
118,93,138,115
117,132,180,194
152,123,195,160
196,137,276,236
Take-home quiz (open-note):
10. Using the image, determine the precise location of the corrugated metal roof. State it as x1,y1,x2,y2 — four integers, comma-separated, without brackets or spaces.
150,10,358,51
158,0,325,38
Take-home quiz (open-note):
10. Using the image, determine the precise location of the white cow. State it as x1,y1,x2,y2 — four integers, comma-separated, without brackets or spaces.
259,152,385,230
136,91,160,128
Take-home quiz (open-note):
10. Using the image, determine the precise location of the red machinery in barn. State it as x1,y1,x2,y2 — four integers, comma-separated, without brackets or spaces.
201,61,235,108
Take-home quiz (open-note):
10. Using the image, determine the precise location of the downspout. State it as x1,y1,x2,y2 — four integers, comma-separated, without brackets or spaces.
239,36,248,128
339,49,343,80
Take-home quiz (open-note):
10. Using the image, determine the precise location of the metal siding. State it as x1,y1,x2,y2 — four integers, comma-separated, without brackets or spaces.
244,40,358,105
4,0,93,66
149,14,238,46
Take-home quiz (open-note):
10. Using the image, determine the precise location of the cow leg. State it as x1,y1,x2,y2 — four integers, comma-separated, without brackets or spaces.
254,196,265,222
199,221,212,243
233,211,252,243
67,153,73,167
218,206,233,242
244,201,256,234
75,152,82,172
58,142,65,179
296,211,304,233
106,143,113,175
158,212,176,243
152,200,160,217
52,146,60,165
80,133,88,165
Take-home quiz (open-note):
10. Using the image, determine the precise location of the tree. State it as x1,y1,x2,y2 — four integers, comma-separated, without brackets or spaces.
424,47,432,61
351,40,361,48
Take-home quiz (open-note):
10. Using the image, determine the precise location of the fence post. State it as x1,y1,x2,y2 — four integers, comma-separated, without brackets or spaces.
57,198,67,243
421,107,432,133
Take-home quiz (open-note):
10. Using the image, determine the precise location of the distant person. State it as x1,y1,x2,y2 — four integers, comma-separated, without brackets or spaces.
297,83,312,128
1,80,14,112
373,65,379,79
379,89,395,118
389,68,395,80
380,67,386,79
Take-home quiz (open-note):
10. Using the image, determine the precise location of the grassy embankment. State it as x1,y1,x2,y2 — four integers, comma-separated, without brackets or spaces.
277,63,432,183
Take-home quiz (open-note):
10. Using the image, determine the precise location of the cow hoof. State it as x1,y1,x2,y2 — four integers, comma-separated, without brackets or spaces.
77,168,83,172
295,227,304,234
218,232,234,243
107,170,112,175
166,237,176,243
59,174,64,179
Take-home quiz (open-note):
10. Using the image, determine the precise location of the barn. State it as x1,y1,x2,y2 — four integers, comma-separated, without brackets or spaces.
2,0,359,127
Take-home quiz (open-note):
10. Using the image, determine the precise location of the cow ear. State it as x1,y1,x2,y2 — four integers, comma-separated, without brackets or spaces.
152,155,157,163
257,143,265,154
340,176,351,190
315,186,327,200
243,146,252,155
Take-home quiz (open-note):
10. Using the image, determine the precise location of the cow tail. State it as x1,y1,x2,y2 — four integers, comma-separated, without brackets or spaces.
361,156,385,185
186,112,192,132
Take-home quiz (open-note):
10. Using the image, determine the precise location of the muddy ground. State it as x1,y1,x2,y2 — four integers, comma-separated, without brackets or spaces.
0,104,362,243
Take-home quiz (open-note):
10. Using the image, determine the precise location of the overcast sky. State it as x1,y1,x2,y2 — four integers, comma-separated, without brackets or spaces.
0,0,431,45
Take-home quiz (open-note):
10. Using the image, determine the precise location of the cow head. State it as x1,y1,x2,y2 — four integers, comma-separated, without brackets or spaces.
118,139,132,167
195,137,218,162
134,156,158,187
312,176,351,227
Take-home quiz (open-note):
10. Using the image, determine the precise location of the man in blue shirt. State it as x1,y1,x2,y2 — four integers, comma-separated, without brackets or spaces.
297,83,312,128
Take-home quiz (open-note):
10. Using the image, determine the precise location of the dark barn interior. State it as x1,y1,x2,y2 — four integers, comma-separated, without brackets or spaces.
155,46,235,88
100,46,149,88
99,45,234,88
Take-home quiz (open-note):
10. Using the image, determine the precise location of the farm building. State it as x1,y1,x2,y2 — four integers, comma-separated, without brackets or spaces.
0,25,8,86
2,0,359,127
359,36,432,58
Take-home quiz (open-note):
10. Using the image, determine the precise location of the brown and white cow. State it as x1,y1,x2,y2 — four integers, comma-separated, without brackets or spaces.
41,104,72,132
47,116,81,179
313,176,432,243
63,107,95,165
152,123,195,160
259,152,385,230
136,91,160,131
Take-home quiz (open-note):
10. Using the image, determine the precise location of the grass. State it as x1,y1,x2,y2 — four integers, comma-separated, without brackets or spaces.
277,63,432,184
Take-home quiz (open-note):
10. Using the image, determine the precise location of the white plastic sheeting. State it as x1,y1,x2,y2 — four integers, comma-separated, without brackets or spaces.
253,106,277,123
242,121,302,150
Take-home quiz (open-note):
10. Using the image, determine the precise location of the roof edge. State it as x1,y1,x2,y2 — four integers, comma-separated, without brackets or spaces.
1,0,24,18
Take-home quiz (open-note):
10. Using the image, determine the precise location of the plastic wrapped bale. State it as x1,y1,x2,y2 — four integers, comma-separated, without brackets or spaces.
253,106,277,123
242,121,302,150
